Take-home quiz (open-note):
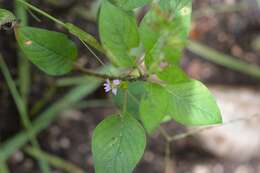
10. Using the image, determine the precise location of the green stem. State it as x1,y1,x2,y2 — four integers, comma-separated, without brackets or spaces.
24,146,85,173
0,65,114,162
30,86,56,116
14,1,51,171
123,90,128,114
17,0,66,27
0,56,51,173
15,0,31,108
187,41,260,78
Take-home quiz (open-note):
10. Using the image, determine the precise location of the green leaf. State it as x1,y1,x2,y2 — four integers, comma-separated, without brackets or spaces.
140,84,169,133
92,114,146,173
65,23,105,53
157,65,189,84
15,26,77,75
108,0,151,10
0,9,16,28
141,80,222,132
113,82,147,120
139,0,192,72
99,0,140,67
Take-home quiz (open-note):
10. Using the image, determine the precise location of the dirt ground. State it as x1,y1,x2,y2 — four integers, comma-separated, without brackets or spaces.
1,0,260,173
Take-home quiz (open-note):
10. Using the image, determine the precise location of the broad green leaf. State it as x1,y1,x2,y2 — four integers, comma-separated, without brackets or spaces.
15,26,77,75
139,0,192,72
0,9,16,28
108,0,151,10
159,0,192,39
141,66,189,133
113,82,147,120
157,65,189,84
92,114,146,173
99,0,140,67
140,83,169,133
141,80,222,132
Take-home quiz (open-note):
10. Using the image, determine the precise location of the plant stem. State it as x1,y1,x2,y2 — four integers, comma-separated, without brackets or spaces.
17,0,66,27
0,56,51,173
164,142,171,173
15,0,30,108
159,127,171,142
74,63,148,82
24,146,85,173
159,127,172,173
123,90,128,114
187,41,260,78
0,65,114,162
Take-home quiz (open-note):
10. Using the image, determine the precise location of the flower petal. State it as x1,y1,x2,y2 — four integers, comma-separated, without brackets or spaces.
113,79,121,86
105,88,111,92
112,88,117,95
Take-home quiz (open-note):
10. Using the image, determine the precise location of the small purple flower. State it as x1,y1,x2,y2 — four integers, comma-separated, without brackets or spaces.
104,79,111,93
103,79,121,95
